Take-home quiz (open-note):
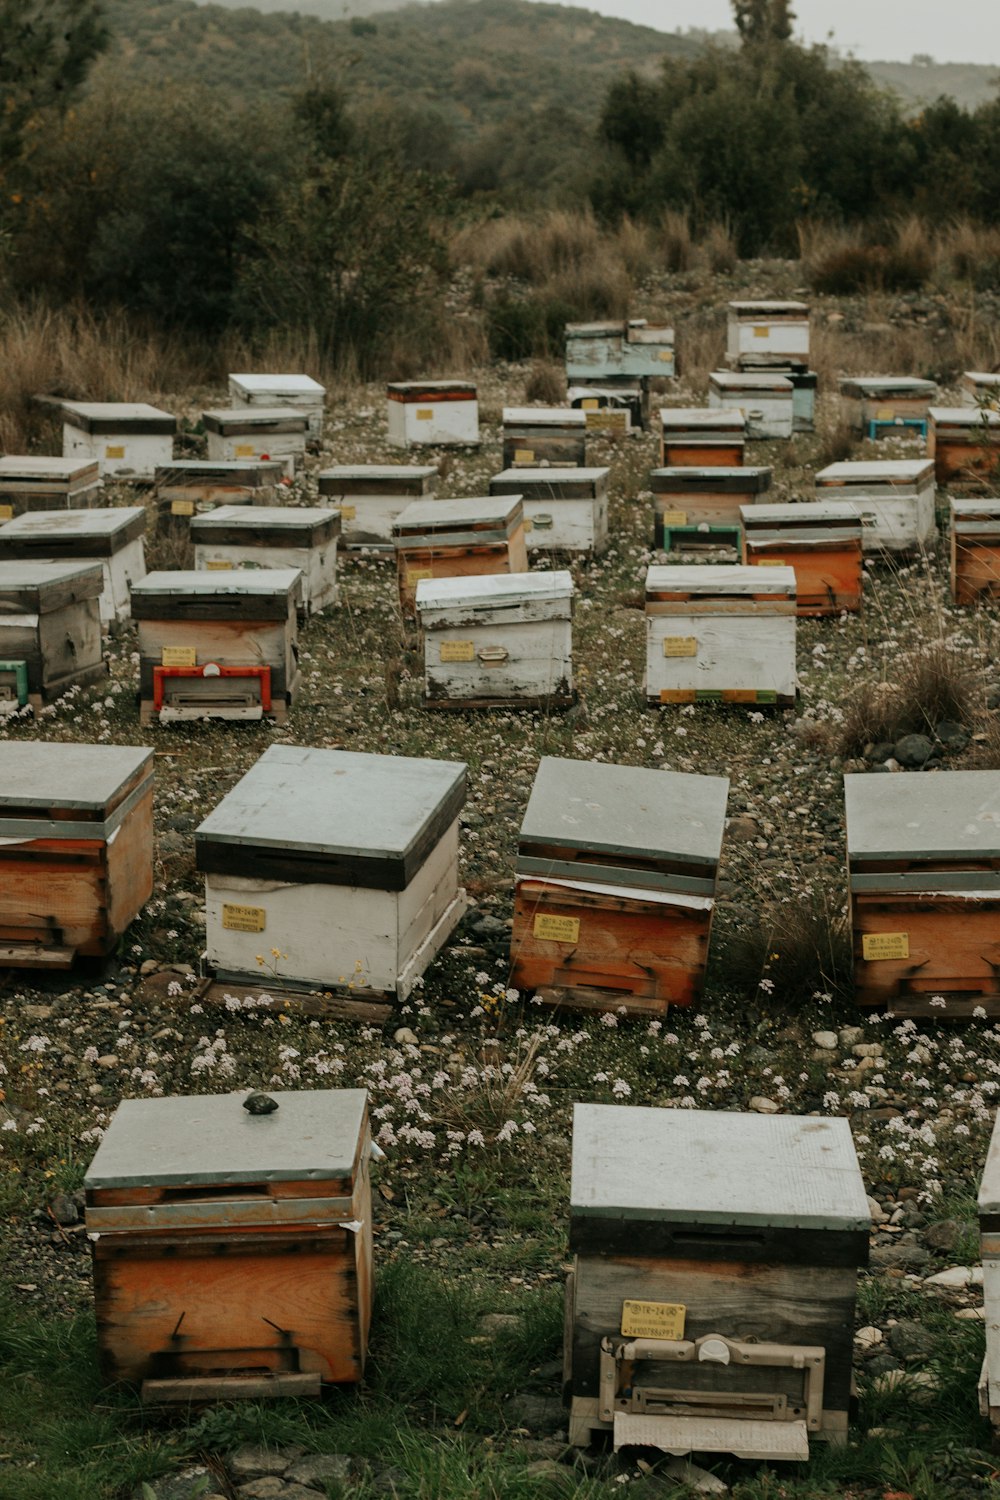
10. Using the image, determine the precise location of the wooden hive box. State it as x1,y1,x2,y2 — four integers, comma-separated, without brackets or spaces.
0,742,153,968
658,408,746,468
0,507,146,624
709,372,794,440
316,465,437,552
85,1088,373,1401
392,495,529,616
0,456,101,519
60,402,176,481
416,571,574,710
131,569,301,725
509,759,727,1015
385,382,479,448
228,373,325,437
621,319,675,379
961,372,1000,410
565,321,625,381
950,497,1000,605
977,1111,1000,1434
192,506,340,616
0,560,105,712
153,459,286,541
195,746,467,999
568,382,644,435
645,565,797,707
501,407,587,469
726,300,810,365
734,361,817,432
651,466,771,553
814,459,936,555
740,502,865,616
566,1104,869,1458
488,467,610,556
929,406,1000,486
839,376,937,438
845,770,1000,1015
203,408,308,475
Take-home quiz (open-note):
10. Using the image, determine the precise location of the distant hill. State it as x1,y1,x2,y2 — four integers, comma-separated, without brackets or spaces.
867,58,1000,113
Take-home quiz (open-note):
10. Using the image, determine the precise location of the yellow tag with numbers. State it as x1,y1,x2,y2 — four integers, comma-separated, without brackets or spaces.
876,407,895,420
234,444,255,458
533,914,580,943
205,559,234,570
105,445,125,460
863,932,909,961
407,568,433,585
658,349,673,363
660,510,687,526
663,636,697,657
339,505,356,520
170,499,195,516
222,903,266,933
415,408,434,421
161,646,197,667
753,558,787,566
753,326,769,338
0,504,12,522
514,449,535,463
621,1301,686,1340
581,398,599,410
439,640,475,663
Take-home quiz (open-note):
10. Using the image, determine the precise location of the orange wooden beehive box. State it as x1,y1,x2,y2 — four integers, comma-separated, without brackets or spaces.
740,501,865,615
392,495,529,616
510,758,728,1016
85,1088,373,1401
659,408,746,467
950,497,1000,605
929,406,1000,486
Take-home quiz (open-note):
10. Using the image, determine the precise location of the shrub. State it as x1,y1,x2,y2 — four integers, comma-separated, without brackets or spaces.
524,361,565,403
837,643,980,757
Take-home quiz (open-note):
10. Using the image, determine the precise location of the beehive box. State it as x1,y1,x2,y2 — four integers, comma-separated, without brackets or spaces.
192,506,340,616
845,770,1000,1015
416,572,574,709
566,1104,869,1457
929,406,1000,485
488,467,609,555
0,456,101,519
814,459,936,555
131,569,301,725
750,365,817,432
195,746,467,1000
316,465,437,551
977,1111,1000,1434
565,321,625,380
61,402,176,481
0,743,153,968
154,459,286,540
644,565,797,707
510,760,727,1015
726,301,810,364
839,377,937,438
386,382,479,448
621,320,676,378
709,372,794,440
203,408,308,475
961,372,1000,410
740,502,865,616
658,408,746,468
0,561,105,711
568,382,644,434
85,1088,373,1400
0,508,147,624
651,466,771,553
950,497,1000,605
501,408,587,469
228,373,325,436
392,495,529,616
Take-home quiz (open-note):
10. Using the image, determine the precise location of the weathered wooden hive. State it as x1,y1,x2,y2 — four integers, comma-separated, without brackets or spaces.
565,321,626,380
977,1111,1000,1435
644,565,797,707
950,497,1000,605
191,506,340,616
845,770,1000,1016
568,383,644,434
658,409,746,468
733,361,817,432
153,459,286,540
740,502,865,616
202,408,308,474
650,466,771,553
228,373,326,436
0,560,105,712
392,495,529,616
60,402,176,481
621,320,675,378
814,459,936,555
385,382,479,448
0,742,153,968
509,759,727,1016
929,406,1000,485
709,372,794,440
85,1088,373,1401
501,407,587,469
0,456,101,519
195,746,467,999
0,507,147,623
839,377,938,438
416,571,574,709
131,569,301,725
489,467,609,556
566,1104,869,1459
316,465,437,552
961,372,1000,410
726,301,810,365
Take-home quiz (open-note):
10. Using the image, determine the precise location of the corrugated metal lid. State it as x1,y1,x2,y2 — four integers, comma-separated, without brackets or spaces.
0,507,145,539
0,456,98,479
84,1089,368,1187
394,496,520,531
229,373,324,396
416,570,573,611
646,564,796,596
709,371,793,392
191,505,334,531
571,1105,869,1230
816,460,934,484
502,407,585,427
659,408,746,429
845,769,1000,860
132,568,301,596
0,742,152,810
839,376,937,397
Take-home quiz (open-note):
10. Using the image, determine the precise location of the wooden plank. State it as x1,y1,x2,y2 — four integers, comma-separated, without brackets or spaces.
149,974,392,1024
423,691,577,712
142,1373,321,1401
0,942,74,968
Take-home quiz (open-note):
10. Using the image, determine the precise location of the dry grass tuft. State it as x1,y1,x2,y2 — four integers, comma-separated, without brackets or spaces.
524,361,566,404
837,642,980,757
718,882,853,1006
816,415,858,469
697,220,738,276
657,210,694,274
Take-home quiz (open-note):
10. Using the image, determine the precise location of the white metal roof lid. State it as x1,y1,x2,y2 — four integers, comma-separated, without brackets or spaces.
742,501,862,525
978,1110,1000,1211
0,506,145,539
728,300,809,314
930,405,1000,427
203,406,309,425
0,456,99,480
502,407,586,428
132,568,301,596
0,559,104,590
316,465,438,481
0,742,152,810
964,371,1000,386
229,373,325,397
490,467,610,485
394,495,520,530
659,407,747,429
416,570,573,611
60,401,172,420
839,375,937,395
950,497,1000,519
646,564,796,596
845,769,1000,859
816,459,934,484
709,371,794,392
191,505,334,529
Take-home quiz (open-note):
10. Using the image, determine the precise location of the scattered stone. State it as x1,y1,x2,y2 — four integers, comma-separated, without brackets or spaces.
243,1092,279,1115
393,1028,418,1045
504,1392,566,1434
870,1242,931,1272
987,685,1000,711
866,1353,901,1376
471,913,507,937
894,733,934,768
854,1325,883,1349
96,1054,119,1069
133,1468,216,1500
956,1306,985,1321
237,1478,290,1500
852,1042,882,1058
935,721,970,752
284,1455,352,1489
726,815,759,842
479,1312,522,1334
870,1369,939,1402
888,1318,936,1361
839,1026,864,1046
228,1447,291,1481
662,1457,729,1495
924,1219,968,1254
48,1193,79,1226
867,742,895,764
812,1031,838,1050
924,1265,979,1289
867,1196,888,1224
748,1096,780,1114
24,1004,53,1020
369,1465,409,1496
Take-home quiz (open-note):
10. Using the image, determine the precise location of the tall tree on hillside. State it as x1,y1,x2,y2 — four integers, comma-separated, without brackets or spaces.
733,0,795,45
0,0,108,171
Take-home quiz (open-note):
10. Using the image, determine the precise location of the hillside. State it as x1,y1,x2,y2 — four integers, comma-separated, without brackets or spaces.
868,58,1000,113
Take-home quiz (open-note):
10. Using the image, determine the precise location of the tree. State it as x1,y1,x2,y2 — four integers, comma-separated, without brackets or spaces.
0,0,107,172
733,0,795,46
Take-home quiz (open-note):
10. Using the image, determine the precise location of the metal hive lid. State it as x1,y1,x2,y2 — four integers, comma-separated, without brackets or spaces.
229,373,325,397
728,301,809,315
816,460,934,485
0,456,99,480
132,568,301,597
839,376,937,397
964,372,1000,387
203,407,308,426
393,496,520,532
650,467,771,493
930,405,1000,428
950,498,1000,520
742,501,862,525
709,371,794,392
0,743,152,811
645,564,796,597
502,407,586,428
0,559,104,602
190,505,334,532
60,401,173,423
386,381,476,395
416,570,573,612
317,465,438,482
490,467,609,492
659,408,747,430
0,507,145,539
845,770,1000,861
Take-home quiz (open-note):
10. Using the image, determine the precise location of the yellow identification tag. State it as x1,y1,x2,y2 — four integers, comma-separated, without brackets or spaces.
339,505,356,520
234,444,255,458
753,558,786,566
439,640,475,663
514,449,535,463
753,326,769,338
660,509,687,526
415,408,434,421
621,1301,686,1340
663,637,697,657
863,932,909,961
658,349,673,363
170,499,195,516
534,914,580,943
876,407,895,420
105,445,125,460
581,398,599,410
205,559,234,570
222,903,266,933
161,646,197,667
407,567,433,585
0,504,12,522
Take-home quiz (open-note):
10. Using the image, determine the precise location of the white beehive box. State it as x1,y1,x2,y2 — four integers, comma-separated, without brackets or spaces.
416,571,574,709
61,403,176,481
153,459,287,539
645,564,797,707
709,372,794,440
386,382,479,448
0,457,101,520
0,507,147,623
501,408,587,469
814,459,936,554
488,467,609,555
962,372,1000,410
316,465,437,551
228,373,325,437
726,301,810,364
0,561,106,711
202,408,308,475
621,320,675,378
839,377,937,436
565,321,625,380
195,746,467,1000
191,506,340,615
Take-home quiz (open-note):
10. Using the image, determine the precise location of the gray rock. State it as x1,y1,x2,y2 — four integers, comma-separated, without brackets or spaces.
726,815,759,842
504,1392,566,1434
49,1193,80,1226
479,1312,522,1335
894,733,934,768
369,1466,409,1496
471,913,507,937
229,1448,291,1481
888,1318,936,1362
868,742,896,764
870,1242,931,1272
284,1455,352,1490
987,685,1000,711
935,721,970,752
133,1469,216,1500
866,1352,902,1376
924,1218,967,1253
237,1480,289,1500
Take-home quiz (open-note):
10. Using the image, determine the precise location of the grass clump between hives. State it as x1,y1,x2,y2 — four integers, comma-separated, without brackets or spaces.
836,641,981,758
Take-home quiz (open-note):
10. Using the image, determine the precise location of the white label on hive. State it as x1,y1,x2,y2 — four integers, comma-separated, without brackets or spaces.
753,326,769,338
533,914,580,943
439,640,475,663
222,903,267,933
162,646,197,667
234,444,256,458
205,559,234,570
660,509,687,526
170,499,195,516
863,932,909,961
407,567,433,585
0,505,12,522
415,408,434,421
514,449,535,463
621,1300,686,1340
339,505,356,520
663,636,697,657
105,445,125,460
